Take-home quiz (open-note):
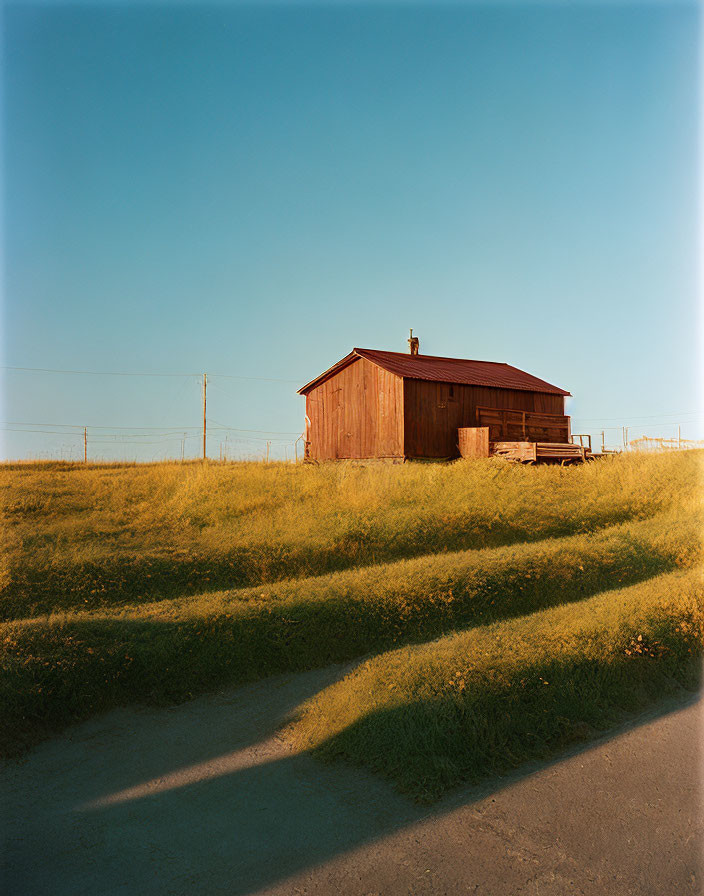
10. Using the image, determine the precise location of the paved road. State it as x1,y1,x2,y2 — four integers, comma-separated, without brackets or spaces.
2,665,701,895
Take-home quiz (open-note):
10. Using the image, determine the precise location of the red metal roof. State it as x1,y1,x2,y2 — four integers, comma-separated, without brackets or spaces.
298,348,570,396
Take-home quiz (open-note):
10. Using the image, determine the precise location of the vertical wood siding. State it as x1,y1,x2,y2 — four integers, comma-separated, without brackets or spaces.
305,357,404,460
403,380,565,458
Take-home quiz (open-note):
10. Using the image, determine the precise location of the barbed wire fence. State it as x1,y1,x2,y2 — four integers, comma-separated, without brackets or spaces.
1,365,306,463
571,413,704,454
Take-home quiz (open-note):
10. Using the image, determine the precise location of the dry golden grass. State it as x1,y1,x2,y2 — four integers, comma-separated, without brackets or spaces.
2,450,699,618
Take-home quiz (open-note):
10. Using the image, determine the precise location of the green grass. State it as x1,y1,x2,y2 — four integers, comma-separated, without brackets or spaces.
1,450,701,772
287,567,703,802
2,450,698,618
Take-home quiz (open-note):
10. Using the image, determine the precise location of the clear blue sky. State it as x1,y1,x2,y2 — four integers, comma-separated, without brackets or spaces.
2,0,700,460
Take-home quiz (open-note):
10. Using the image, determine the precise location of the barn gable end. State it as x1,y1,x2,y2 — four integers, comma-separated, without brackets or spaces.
303,355,404,461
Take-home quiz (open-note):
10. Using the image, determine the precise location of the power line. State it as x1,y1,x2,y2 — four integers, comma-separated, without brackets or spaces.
208,432,297,442
2,365,197,378
1,423,302,441
1,421,203,431
0,428,203,442
207,417,300,435
85,438,196,446
3,429,295,448
86,434,202,442
2,365,302,383
1,428,86,436
583,424,697,433
1,427,198,438
573,412,700,422
1,427,298,444
209,373,301,384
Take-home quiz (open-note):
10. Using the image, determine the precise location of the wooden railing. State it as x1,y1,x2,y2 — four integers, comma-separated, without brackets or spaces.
476,407,570,444
570,433,592,452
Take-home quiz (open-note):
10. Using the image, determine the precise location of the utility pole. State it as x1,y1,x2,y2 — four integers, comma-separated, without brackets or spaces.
601,430,605,453
84,427,87,464
181,433,186,462
677,424,681,450
266,440,271,463
202,373,207,461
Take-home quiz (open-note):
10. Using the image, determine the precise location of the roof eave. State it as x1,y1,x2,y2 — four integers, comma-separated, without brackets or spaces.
387,372,571,397
297,351,360,395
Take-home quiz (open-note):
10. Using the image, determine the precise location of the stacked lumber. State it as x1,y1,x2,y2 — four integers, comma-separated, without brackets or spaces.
490,441,587,463
536,442,586,462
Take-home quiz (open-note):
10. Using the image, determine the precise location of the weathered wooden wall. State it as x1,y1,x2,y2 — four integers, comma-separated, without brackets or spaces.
305,357,404,460
403,380,565,458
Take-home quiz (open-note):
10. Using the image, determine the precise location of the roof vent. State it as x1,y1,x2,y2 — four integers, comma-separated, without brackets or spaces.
408,329,419,356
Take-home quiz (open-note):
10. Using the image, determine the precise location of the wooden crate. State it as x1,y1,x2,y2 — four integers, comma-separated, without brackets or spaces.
458,427,490,458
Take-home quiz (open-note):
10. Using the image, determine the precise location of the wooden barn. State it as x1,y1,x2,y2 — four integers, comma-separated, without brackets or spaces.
298,338,582,462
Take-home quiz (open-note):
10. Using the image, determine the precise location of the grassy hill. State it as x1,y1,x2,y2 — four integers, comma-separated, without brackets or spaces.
2,451,702,791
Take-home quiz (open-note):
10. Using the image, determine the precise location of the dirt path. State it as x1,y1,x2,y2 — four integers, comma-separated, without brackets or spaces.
2,665,701,895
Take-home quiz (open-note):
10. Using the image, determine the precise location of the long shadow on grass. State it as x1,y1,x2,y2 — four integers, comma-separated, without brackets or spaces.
4,670,698,896
5,540,688,755
2,527,692,759
304,651,702,802
4,506,646,619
